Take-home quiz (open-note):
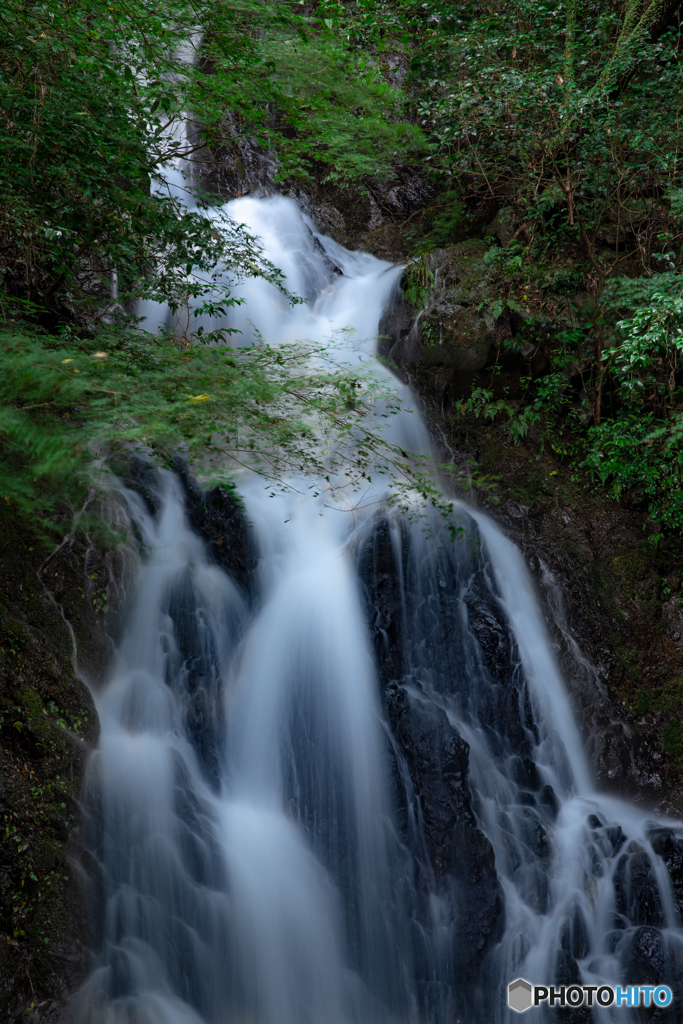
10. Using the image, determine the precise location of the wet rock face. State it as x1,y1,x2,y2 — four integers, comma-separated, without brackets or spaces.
461,568,536,755
292,168,437,256
620,925,666,984
0,518,100,1020
124,458,258,598
385,685,473,875
381,238,500,387
385,683,504,979
354,509,683,1004
613,843,666,928
426,474,683,821
426,240,493,306
356,517,508,983
121,460,256,792
356,517,404,686
123,455,163,518
165,572,226,790
420,303,497,373
649,827,683,920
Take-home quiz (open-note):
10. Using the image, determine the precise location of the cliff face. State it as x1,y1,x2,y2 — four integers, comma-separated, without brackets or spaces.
410,289,683,821
0,510,117,1021
472,449,683,820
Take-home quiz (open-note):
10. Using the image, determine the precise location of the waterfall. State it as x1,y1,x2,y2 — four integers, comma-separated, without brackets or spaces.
79,197,683,1024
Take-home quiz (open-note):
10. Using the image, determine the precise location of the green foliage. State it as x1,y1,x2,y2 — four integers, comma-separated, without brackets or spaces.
415,190,467,246
526,289,683,532
0,322,493,539
398,0,683,269
577,412,683,532
0,324,383,530
9,0,683,543
1,0,282,321
455,380,546,445
354,0,683,535
457,385,511,423
0,0,433,541
480,243,529,319
428,193,465,243
610,291,683,398
483,245,525,277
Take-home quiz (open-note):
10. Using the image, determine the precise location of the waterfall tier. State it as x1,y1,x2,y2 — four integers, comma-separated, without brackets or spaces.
80,197,683,1024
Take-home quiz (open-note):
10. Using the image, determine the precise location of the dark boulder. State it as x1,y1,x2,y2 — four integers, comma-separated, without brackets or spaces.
123,455,163,517
173,457,257,596
553,949,592,1024
619,925,665,984
386,686,472,874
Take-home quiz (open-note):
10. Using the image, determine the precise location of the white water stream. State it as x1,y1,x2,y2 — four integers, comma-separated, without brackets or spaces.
79,197,683,1024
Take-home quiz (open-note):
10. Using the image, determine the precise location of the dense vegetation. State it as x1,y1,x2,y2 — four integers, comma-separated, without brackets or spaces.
389,0,683,537
3,0,683,539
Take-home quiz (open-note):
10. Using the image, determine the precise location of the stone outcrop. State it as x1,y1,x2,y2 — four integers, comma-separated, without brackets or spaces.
385,683,505,981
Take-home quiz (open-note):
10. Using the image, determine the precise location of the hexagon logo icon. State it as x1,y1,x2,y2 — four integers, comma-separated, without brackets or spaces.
508,978,533,1013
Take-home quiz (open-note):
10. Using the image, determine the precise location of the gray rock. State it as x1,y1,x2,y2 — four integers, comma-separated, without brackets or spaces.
309,202,346,241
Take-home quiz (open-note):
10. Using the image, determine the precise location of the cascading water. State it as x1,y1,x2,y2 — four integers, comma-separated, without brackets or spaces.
79,196,683,1024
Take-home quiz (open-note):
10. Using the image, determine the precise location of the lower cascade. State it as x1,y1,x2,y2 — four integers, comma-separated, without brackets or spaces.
79,197,683,1024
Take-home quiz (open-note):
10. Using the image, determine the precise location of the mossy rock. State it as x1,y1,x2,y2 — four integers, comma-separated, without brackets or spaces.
426,239,492,305
486,206,517,247
420,303,497,373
